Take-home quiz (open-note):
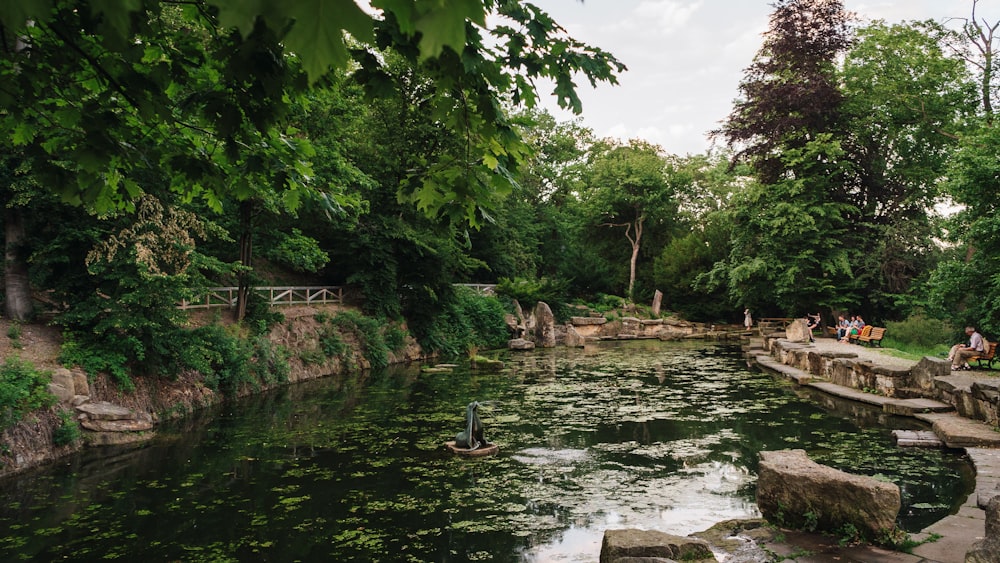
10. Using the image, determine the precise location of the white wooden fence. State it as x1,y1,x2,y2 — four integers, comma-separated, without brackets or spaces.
179,284,497,310
178,286,344,310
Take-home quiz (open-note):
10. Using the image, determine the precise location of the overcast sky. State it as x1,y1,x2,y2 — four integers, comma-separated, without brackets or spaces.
528,0,1000,155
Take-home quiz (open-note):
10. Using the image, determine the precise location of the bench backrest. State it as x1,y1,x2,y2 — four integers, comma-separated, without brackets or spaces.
983,341,997,360
868,327,886,339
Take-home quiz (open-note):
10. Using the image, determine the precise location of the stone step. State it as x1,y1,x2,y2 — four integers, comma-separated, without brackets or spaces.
891,430,943,447
916,413,1000,449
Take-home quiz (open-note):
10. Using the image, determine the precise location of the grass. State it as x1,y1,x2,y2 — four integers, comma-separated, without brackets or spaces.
878,339,953,363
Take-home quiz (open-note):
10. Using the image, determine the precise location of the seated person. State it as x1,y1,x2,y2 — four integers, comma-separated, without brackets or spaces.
804,313,820,342
835,315,849,340
806,313,821,330
949,326,986,371
840,315,860,343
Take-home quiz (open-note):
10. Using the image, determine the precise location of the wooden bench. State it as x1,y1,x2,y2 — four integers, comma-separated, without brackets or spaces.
971,341,998,369
847,325,872,344
855,326,886,347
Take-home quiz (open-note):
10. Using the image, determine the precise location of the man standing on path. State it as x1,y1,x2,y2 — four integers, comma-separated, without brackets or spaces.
948,326,985,371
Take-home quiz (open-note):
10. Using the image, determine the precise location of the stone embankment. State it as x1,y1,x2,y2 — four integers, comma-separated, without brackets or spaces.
750,332,1000,563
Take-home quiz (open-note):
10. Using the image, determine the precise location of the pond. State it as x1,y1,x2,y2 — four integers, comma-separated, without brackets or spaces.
0,341,974,562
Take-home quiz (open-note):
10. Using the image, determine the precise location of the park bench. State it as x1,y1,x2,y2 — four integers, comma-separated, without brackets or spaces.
971,341,998,369
855,326,886,347
847,325,872,344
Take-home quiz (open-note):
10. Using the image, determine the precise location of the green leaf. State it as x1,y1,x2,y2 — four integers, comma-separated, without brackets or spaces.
414,0,485,60
11,122,35,146
0,0,53,32
213,0,270,38
89,0,143,47
283,0,375,83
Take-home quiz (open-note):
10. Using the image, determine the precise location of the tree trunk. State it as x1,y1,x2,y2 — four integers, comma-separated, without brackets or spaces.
4,205,33,320
627,217,644,301
235,200,254,322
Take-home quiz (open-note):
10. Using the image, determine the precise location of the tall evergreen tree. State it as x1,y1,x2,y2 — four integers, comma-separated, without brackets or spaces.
710,0,856,315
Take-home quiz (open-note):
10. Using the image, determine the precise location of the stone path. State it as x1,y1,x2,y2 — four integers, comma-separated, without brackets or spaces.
748,336,1000,563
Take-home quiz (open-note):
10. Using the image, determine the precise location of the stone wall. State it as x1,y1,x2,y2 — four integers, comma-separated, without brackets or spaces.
765,338,1000,425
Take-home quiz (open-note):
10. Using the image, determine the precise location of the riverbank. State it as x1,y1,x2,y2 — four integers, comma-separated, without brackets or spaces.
747,334,1000,562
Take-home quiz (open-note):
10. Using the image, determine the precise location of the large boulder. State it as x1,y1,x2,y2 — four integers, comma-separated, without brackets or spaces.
967,495,1000,563
651,290,663,317
757,449,900,540
600,529,713,563
564,325,586,348
534,301,557,348
784,319,812,343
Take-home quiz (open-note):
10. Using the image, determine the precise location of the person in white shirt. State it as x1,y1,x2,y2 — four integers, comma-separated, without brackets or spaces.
948,326,985,371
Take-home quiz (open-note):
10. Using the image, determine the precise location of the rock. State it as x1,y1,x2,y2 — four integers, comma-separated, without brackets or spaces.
76,402,136,421
564,325,586,348
51,368,75,394
81,419,155,432
600,529,713,563
571,317,608,326
651,290,663,317
967,495,1000,562
84,431,155,446
508,338,535,350
48,382,73,403
910,356,950,392
757,450,900,540
784,319,812,343
534,301,557,348
71,368,90,396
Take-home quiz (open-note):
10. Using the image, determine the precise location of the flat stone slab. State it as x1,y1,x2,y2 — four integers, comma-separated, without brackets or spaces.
883,398,954,416
916,413,1000,448
570,316,607,326
81,419,154,432
891,430,943,447
911,504,987,563
75,402,136,421
969,448,1000,509
755,355,814,383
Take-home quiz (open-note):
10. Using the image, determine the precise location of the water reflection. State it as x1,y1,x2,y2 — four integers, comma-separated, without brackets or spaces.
0,340,974,562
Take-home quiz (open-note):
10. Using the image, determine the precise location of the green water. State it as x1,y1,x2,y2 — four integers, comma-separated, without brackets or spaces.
0,341,973,562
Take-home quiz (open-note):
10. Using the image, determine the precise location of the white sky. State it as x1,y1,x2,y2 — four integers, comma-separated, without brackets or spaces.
528,0,1000,155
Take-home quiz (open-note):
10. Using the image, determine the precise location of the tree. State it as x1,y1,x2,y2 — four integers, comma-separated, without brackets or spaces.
584,139,677,301
1,1,623,321
718,0,854,183
839,21,974,319
1,1,624,222
712,0,856,315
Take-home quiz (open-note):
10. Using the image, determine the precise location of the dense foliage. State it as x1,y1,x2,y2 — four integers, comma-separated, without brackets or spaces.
1,0,999,393
0,358,54,431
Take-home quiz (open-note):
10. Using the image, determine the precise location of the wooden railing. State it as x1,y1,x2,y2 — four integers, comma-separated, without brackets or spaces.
454,283,497,295
756,317,796,335
178,286,344,310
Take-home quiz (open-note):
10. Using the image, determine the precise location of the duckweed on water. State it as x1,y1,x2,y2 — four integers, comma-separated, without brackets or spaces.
0,341,974,562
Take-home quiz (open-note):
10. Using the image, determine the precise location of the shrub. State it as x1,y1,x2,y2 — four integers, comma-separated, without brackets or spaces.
409,287,509,357
180,326,289,394
330,310,391,370
885,313,954,349
495,277,572,322
52,409,81,446
0,358,55,431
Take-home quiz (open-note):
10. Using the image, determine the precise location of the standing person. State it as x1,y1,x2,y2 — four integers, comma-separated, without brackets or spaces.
744,308,753,331
949,326,986,371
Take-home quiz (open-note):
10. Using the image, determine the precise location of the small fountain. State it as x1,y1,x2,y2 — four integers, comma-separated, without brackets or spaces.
445,401,498,456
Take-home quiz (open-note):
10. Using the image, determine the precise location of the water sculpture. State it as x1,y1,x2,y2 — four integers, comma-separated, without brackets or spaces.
445,401,499,456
